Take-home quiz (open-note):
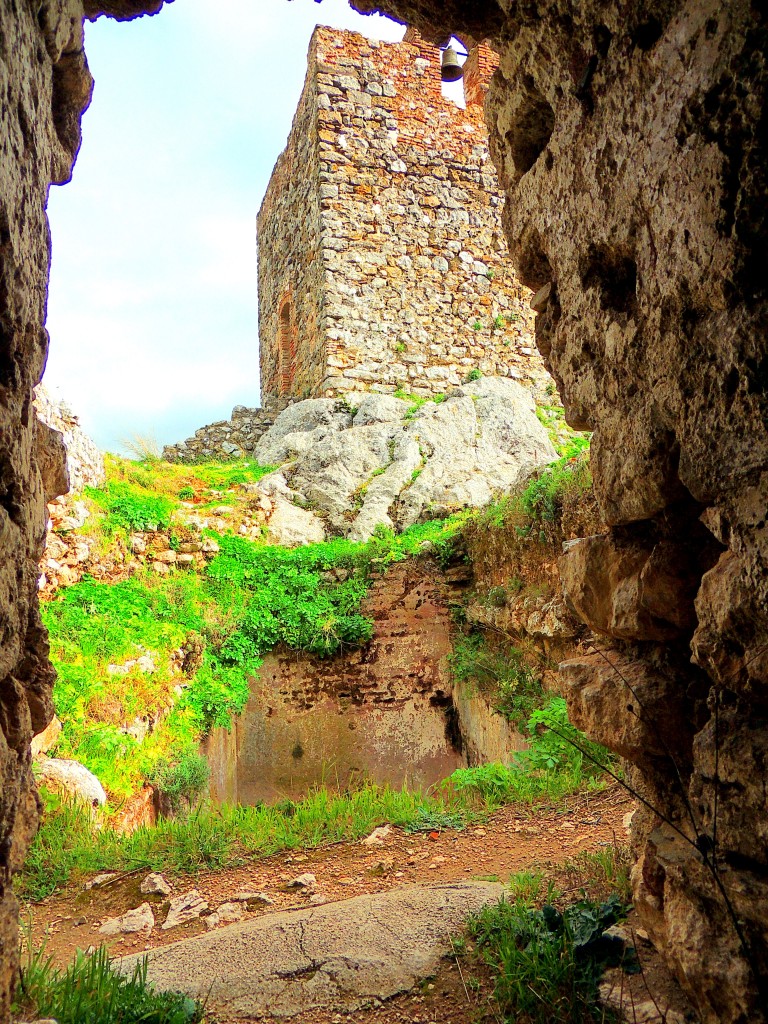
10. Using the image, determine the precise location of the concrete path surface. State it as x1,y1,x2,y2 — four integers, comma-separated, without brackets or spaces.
118,881,505,1018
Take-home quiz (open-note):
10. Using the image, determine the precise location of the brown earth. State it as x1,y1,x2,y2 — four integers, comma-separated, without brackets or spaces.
18,782,699,1024
24,785,630,969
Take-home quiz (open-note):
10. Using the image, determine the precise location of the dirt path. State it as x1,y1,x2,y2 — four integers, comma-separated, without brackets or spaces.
24,784,631,973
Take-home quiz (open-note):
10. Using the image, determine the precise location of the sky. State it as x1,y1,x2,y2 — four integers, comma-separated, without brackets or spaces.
43,0,408,453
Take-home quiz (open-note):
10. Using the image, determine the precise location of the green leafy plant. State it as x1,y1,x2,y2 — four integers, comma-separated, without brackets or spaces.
446,698,612,809
86,482,175,534
178,485,194,500
471,320,483,332
468,890,629,1024
465,368,482,382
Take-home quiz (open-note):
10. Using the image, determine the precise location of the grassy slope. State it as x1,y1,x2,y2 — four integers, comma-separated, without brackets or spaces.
43,454,467,799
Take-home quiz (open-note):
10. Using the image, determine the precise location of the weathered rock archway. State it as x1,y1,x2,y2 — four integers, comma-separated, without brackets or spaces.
0,1,765,1021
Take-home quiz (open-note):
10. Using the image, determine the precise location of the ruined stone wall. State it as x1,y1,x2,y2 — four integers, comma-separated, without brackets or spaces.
354,1,768,1020
204,557,526,805
162,396,294,463
258,26,550,402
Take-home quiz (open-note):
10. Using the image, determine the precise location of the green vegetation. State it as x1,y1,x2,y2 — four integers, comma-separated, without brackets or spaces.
449,632,544,729
393,388,446,419
446,698,612,809
19,783,457,901
470,451,593,539
467,885,628,1024
14,942,202,1024
145,752,210,812
465,368,483,381
43,504,465,799
87,481,175,534
535,402,591,459
103,452,277,497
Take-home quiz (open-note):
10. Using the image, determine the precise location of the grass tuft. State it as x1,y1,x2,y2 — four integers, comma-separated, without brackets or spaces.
14,940,201,1024
18,782,460,901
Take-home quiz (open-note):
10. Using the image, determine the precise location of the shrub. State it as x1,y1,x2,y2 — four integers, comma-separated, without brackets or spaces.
146,752,211,812
465,367,482,381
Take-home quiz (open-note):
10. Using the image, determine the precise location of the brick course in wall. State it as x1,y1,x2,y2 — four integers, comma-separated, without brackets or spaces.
257,26,550,402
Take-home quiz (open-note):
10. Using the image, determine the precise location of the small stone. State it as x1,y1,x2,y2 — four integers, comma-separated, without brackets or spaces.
163,889,209,930
205,913,221,931
362,825,392,846
232,890,273,905
140,872,171,897
216,902,244,924
85,872,117,890
309,893,327,906
530,281,552,313
99,903,154,936
287,873,317,889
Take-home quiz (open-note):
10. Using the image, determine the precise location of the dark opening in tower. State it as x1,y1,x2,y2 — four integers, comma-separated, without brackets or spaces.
278,297,294,396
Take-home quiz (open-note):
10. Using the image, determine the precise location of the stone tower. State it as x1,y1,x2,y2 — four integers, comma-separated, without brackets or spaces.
257,26,546,402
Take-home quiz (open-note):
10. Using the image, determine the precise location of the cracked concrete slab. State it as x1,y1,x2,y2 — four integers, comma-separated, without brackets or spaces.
118,881,505,1017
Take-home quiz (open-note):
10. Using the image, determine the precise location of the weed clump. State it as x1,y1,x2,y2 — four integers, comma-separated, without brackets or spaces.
446,697,612,809
449,632,545,729
468,886,628,1024
14,942,201,1024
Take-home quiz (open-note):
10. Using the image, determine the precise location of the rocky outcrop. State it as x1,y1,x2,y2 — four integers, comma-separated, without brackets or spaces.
351,0,768,1018
250,378,555,542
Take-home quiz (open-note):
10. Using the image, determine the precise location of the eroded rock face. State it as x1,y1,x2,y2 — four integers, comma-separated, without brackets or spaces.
355,1,768,1020
0,0,166,1016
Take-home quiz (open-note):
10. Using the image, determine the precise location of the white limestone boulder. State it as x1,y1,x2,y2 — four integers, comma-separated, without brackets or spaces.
37,757,107,807
253,379,557,542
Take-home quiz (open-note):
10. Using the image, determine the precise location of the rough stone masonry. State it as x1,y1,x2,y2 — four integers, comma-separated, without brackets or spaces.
165,25,551,465
257,25,549,403
0,0,766,1022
